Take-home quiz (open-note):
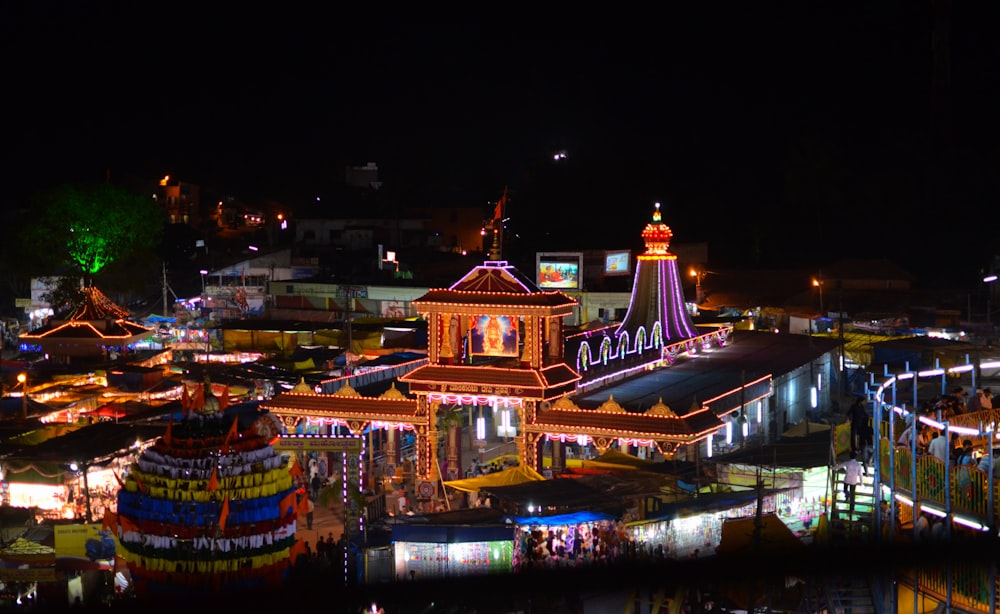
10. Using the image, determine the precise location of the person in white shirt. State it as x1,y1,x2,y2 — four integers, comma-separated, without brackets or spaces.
977,448,1000,479
927,430,949,464
832,451,867,510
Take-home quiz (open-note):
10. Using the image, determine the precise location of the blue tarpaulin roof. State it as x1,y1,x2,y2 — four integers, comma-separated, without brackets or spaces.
506,511,616,526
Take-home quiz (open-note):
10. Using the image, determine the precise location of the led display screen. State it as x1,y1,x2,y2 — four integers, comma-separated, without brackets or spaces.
536,252,583,290
604,250,631,277
469,314,519,357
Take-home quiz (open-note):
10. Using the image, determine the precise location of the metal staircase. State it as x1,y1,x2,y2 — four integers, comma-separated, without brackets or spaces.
824,575,879,614
828,459,876,543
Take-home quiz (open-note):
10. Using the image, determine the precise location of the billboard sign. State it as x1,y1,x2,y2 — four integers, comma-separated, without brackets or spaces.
604,250,632,277
536,252,583,290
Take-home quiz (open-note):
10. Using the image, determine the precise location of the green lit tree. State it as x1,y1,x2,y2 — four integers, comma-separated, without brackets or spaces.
23,184,163,286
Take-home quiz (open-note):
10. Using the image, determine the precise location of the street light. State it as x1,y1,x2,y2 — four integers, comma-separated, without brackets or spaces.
16,372,27,421
812,277,825,317
689,267,715,308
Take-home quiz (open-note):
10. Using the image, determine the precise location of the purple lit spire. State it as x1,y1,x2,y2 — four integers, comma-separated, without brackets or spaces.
615,203,698,350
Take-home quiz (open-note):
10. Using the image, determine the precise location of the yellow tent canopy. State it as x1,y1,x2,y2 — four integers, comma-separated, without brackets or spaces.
442,464,546,493
580,449,652,471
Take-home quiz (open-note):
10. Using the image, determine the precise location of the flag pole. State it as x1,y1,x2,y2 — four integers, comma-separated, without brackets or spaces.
489,186,507,261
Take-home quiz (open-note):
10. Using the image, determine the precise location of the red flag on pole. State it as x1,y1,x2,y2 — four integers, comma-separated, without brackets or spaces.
113,470,126,490
181,385,191,418
208,466,219,492
219,385,230,411
493,186,508,221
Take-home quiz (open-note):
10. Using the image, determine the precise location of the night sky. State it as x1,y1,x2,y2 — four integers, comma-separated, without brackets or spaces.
5,4,999,285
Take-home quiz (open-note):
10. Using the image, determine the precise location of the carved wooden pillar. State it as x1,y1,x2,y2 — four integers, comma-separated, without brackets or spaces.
415,397,437,482
551,438,565,474
548,316,562,361
522,432,544,472
428,313,441,364
520,315,533,368
446,421,462,481
385,427,400,468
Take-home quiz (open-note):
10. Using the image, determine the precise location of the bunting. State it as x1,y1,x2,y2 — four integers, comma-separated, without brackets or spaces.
218,497,230,532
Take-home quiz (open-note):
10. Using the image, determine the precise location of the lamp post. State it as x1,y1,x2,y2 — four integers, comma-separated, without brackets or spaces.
689,267,715,308
16,372,27,421
812,277,825,318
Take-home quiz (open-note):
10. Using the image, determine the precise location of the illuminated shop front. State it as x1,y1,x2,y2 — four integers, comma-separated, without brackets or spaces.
391,522,514,581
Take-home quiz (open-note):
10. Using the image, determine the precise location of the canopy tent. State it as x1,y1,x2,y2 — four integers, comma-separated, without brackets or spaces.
716,512,804,557
580,449,652,471
6,424,87,446
82,404,127,420
442,465,546,493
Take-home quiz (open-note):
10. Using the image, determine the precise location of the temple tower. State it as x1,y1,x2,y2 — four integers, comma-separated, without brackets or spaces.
615,202,698,351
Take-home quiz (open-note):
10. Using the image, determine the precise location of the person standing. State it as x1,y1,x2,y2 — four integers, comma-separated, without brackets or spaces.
833,451,866,511
848,396,869,454
927,430,949,464
311,473,322,501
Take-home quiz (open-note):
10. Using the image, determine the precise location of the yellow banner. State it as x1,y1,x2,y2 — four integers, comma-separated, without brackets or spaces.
55,524,122,562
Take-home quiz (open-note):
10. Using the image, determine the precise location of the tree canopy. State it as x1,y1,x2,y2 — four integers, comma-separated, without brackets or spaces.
23,184,163,283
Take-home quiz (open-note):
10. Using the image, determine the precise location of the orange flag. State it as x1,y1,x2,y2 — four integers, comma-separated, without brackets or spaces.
279,491,297,518
208,466,219,492
195,384,205,411
118,514,140,535
218,497,230,532
113,470,126,490
181,385,191,418
225,417,239,443
493,185,508,221
296,491,311,517
288,455,304,479
102,510,117,533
